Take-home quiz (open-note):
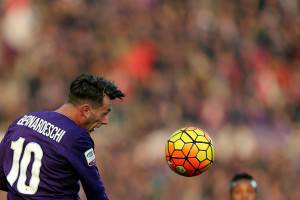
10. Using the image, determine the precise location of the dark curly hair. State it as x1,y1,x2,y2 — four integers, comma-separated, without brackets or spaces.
68,73,125,106
230,172,258,193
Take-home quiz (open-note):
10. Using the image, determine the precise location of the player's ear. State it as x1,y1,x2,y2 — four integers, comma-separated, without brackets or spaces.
78,103,92,119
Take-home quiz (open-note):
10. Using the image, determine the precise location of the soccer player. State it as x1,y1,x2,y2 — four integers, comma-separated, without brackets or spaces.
230,172,258,200
0,73,125,199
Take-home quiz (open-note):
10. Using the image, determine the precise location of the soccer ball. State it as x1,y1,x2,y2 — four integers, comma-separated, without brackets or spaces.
165,127,215,177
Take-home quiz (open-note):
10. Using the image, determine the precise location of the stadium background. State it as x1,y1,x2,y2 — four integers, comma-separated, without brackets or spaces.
0,0,299,199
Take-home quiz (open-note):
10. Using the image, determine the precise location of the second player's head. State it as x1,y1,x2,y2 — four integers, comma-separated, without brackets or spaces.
230,172,258,200
67,73,125,132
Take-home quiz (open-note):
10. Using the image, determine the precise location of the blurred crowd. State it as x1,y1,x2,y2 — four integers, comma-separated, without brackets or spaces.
0,0,300,199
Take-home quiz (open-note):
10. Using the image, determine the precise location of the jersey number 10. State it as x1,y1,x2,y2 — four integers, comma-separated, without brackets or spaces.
6,137,43,195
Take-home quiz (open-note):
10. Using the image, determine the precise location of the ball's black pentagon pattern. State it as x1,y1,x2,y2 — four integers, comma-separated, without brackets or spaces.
166,127,215,177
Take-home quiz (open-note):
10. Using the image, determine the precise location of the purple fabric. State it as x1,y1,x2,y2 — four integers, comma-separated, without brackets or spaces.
0,112,109,200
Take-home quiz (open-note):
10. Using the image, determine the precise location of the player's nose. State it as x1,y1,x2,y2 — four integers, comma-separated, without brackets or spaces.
101,116,109,125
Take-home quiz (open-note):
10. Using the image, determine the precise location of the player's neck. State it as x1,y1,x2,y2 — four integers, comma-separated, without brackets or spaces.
54,103,82,126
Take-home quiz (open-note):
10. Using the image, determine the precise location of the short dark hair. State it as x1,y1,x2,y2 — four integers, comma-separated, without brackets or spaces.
230,172,257,192
68,73,125,106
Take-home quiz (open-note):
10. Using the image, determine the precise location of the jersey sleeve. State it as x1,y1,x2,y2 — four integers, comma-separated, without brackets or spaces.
64,133,109,200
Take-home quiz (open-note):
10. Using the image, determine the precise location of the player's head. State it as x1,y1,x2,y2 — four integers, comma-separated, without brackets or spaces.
67,73,125,132
230,172,258,200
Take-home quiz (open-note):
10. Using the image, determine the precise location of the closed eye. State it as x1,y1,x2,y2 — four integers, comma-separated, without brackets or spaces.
102,108,111,116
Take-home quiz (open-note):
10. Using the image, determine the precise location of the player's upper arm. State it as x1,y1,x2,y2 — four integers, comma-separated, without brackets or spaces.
65,133,109,200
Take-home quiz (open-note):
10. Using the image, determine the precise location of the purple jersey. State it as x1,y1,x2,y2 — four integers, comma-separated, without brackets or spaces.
0,112,109,200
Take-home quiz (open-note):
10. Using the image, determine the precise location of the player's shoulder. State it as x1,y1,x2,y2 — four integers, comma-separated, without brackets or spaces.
44,112,94,147
65,127,94,148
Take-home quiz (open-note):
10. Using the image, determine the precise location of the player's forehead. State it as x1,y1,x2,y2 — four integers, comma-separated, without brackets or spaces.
233,180,255,190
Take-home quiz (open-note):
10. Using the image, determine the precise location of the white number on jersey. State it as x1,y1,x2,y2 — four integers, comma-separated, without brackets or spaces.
7,137,43,194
